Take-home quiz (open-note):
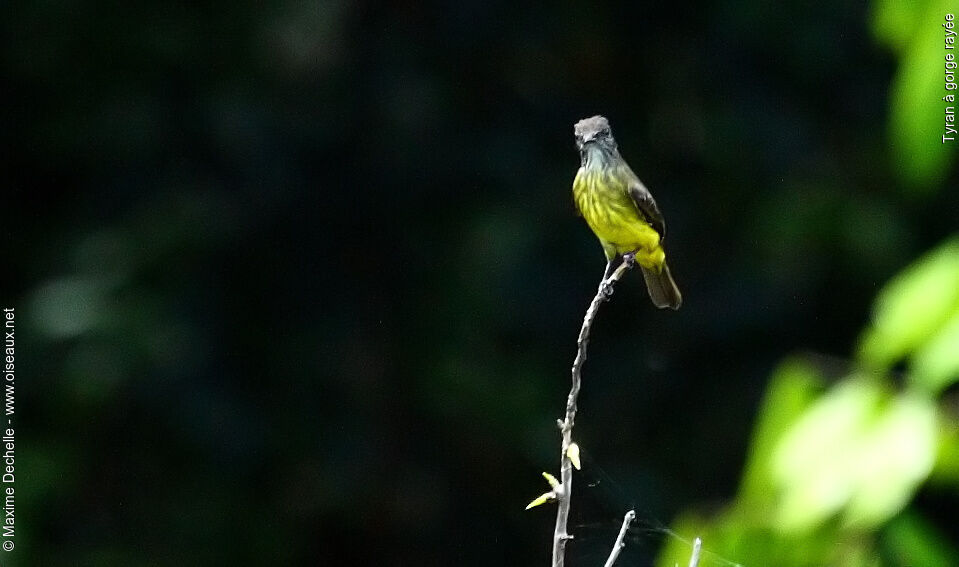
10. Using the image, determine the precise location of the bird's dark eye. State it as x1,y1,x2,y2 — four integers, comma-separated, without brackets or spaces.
601,128,610,136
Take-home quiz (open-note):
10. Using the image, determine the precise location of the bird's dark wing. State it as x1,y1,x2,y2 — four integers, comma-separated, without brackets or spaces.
628,180,666,238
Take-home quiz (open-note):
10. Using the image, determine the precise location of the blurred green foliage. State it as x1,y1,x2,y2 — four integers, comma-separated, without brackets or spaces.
658,4,959,564
872,0,957,190
657,136,959,567
659,238,959,565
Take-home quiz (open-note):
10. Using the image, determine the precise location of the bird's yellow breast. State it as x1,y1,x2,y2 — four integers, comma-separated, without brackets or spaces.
573,167,664,266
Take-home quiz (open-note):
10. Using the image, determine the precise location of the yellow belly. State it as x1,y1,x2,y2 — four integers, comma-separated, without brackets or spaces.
573,167,665,269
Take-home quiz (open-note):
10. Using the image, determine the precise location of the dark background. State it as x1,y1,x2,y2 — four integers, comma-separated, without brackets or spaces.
3,1,957,565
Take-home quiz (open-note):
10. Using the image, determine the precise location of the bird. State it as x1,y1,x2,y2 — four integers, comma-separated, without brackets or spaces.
571,115,682,310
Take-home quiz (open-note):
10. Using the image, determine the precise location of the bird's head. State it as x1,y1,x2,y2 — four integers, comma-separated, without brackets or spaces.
574,115,618,165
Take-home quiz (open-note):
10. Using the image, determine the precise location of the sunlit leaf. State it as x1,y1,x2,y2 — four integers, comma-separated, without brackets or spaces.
930,417,959,484
910,310,959,393
525,492,554,510
843,392,936,528
771,378,883,532
871,0,928,51
739,357,824,507
770,379,937,532
879,0,958,190
541,471,559,488
858,237,959,368
566,442,581,470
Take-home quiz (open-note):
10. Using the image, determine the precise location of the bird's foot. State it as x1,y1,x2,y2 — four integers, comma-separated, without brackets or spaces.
622,252,637,268
600,280,615,300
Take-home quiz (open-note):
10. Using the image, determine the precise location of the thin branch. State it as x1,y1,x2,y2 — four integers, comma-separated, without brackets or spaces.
552,259,635,567
603,509,636,567
688,537,702,567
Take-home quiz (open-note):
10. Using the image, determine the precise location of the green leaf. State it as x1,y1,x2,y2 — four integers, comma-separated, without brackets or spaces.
858,237,959,369
843,392,937,528
881,512,959,567
910,309,959,393
930,416,959,484
770,380,937,532
738,357,824,507
871,0,928,52
883,0,958,190
771,378,883,532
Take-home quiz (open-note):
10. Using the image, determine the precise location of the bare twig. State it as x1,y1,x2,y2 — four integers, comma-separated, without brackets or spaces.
552,259,634,567
603,509,636,567
688,537,702,567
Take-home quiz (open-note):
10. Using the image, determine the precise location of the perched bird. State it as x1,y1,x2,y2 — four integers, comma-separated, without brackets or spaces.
572,115,682,309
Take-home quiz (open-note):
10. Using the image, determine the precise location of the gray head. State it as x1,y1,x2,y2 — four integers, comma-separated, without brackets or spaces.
574,115,618,163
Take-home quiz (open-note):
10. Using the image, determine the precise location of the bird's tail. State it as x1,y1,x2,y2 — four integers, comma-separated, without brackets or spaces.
642,262,682,310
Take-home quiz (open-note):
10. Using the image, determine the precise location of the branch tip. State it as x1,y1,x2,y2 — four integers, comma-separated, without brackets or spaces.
551,261,635,567
688,537,702,567
602,509,637,567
